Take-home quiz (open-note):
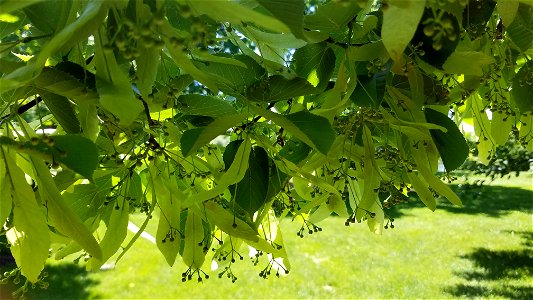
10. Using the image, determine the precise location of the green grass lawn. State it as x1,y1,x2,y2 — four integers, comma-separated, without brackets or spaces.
3,173,532,299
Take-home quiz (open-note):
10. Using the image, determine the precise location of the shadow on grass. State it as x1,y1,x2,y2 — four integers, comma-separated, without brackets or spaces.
1,263,100,300
445,231,533,299
388,184,533,218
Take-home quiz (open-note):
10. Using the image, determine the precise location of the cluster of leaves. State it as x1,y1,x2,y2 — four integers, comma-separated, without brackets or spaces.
0,0,532,289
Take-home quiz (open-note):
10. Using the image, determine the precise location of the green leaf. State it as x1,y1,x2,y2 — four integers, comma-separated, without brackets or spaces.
424,108,469,171
407,172,436,211
409,142,462,206
62,176,112,221
355,125,381,222
507,3,533,51
181,136,252,209
40,91,81,134
204,201,259,242
0,11,28,40
351,64,390,107
78,103,100,142
94,30,144,125
242,27,307,49
497,0,520,26
348,41,389,62
251,107,335,155
87,199,129,271
471,94,495,164
188,0,290,34
511,60,533,113
256,0,305,39
0,135,98,180
291,42,335,90
381,0,425,61
2,1,107,90
246,75,318,102
180,113,246,157
304,1,361,34
0,0,45,14
24,0,73,34
230,146,270,216
178,94,238,117
279,138,311,164
182,211,206,269
33,68,99,104
0,156,12,227
52,135,99,180
2,149,50,283
135,46,160,98
195,54,266,95
30,156,102,260
443,51,495,76
490,111,513,145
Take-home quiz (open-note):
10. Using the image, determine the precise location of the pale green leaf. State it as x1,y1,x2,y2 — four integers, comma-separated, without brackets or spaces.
87,199,129,270
407,172,436,211
29,155,102,260
2,149,50,283
94,31,144,126
443,51,495,76
136,46,160,99
490,111,513,145
381,0,425,61
148,161,183,266
204,201,259,242
182,211,206,269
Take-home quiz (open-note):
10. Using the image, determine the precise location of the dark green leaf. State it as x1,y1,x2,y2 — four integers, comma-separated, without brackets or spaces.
291,42,335,90
52,135,99,180
230,146,270,216
223,139,244,171
424,108,469,171
246,75,318,102
279,138,311,164
180,113,246,157
304,1,360,34
40,91,81,134
507,4,533,51
257,0,305,39
0,135,98,180
285,110,336,154
511,60,533,113
195,54,266,95
33,68,99,104
24,0,72,34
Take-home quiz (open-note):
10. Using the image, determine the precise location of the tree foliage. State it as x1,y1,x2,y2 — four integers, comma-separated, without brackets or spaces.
0,0,532,286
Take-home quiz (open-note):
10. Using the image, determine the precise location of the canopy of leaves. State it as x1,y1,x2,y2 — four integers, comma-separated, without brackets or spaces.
0,0,532,288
